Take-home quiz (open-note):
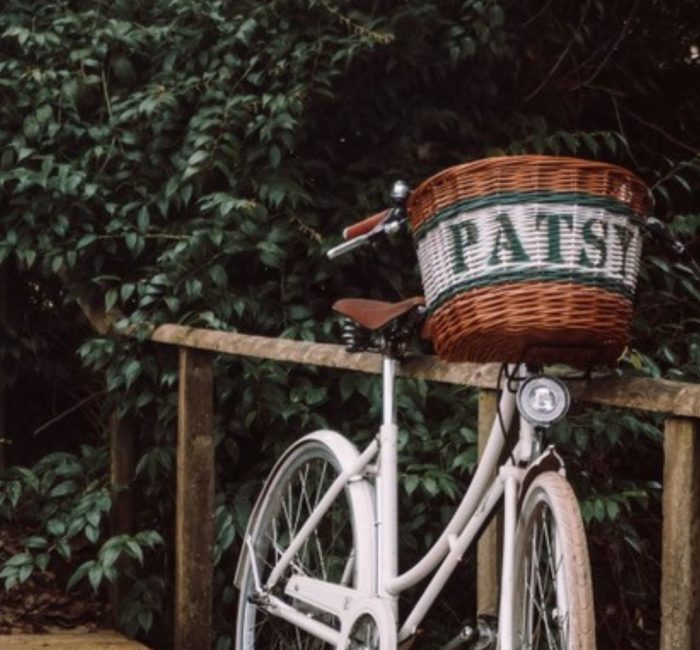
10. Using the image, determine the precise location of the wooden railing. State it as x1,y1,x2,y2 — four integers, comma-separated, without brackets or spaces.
111,324,700,650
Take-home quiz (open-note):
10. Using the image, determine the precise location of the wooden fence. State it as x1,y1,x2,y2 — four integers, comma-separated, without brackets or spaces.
108,323,700,650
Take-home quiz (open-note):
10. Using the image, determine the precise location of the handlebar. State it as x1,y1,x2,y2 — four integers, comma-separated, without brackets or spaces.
327,180,410,260
327,232,374,259
327,212,405,259
343,210,390,241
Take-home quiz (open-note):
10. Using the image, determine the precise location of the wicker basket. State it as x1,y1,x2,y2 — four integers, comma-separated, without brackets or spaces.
408,155,652,367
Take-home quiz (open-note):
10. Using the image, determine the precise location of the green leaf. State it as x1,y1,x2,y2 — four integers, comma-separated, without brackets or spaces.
605,499,620,520
22,536,48,549
47,519,66,536
86,509,101,528
35,105,54,124
67,561,92,591
18,564,33,584
85,524,100,544
77,234,97,249
5,552,33,567
100,546,121,569
404,475,419,495
125,540,144,564
582,133,599,155
137,607,154,632
49,480,78,498
88,563,103,591
137,208,150,232
123,359,142,389
55,539,71,561
674,174,692,193
105,289,119,312
208,265,228,288
188,150,209,166
121,283,136,303
35,553,50,572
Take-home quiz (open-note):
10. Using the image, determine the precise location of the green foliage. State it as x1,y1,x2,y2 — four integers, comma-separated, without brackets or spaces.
0,0,699,647
67,530,164,593
0,447,163,633
0,447,110,559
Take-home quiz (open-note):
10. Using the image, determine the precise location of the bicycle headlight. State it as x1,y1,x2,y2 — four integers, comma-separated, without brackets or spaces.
516,376,570,426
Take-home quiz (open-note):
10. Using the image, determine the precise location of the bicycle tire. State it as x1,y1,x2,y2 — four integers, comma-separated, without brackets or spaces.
510,472,595,650
236,433,375,649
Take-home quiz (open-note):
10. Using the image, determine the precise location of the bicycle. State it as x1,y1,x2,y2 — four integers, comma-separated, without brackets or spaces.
233,176,600,649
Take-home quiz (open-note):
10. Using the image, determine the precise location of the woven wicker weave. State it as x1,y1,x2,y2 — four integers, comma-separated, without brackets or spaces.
408,155,651,367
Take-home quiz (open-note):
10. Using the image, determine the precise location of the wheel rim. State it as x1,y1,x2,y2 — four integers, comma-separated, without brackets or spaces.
239,449,358,649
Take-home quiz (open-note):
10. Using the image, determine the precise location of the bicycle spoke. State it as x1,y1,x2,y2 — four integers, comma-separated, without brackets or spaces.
538,519,561,647
299,464,328,579
536,519,559,647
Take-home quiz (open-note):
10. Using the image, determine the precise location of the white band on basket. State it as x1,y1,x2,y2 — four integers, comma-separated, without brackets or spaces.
415,202,642,311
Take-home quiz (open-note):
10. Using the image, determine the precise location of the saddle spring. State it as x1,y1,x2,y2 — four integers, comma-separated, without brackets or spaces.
340,318,373,353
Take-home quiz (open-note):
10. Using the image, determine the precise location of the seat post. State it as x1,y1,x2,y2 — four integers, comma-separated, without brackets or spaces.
377,354,399,615
382,355,398,427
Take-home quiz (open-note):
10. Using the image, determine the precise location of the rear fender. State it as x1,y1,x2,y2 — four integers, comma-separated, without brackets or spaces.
234,430,375,589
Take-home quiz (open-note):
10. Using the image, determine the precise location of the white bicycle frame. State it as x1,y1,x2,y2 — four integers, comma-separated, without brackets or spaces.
241,358,557,649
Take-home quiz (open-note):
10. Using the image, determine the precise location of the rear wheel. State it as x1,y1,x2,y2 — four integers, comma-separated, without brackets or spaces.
236,436,374,649
511,472,595,650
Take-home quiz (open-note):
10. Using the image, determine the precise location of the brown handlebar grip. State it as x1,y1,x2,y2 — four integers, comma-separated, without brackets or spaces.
342,209,390,241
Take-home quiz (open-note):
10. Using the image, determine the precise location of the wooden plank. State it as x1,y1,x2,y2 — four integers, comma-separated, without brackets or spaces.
660,417,700,650
109,414,136,626
149,324,700,417
175,349,214,650
476,390,500,616
0,631,150,648
572,374,700,419
150,324,499,388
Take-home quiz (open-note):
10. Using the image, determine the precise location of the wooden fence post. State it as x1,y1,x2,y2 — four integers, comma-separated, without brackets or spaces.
660,417,700,650
477,390,500,616
175,348,215,650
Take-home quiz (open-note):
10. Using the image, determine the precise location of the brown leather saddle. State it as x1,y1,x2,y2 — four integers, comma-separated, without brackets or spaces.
333,296,425,331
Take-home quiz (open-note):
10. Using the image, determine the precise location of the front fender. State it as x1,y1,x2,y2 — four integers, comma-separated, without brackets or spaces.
519,445,565,507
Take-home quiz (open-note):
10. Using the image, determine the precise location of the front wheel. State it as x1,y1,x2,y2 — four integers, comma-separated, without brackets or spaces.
236,433,375,649
511,472,595,650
